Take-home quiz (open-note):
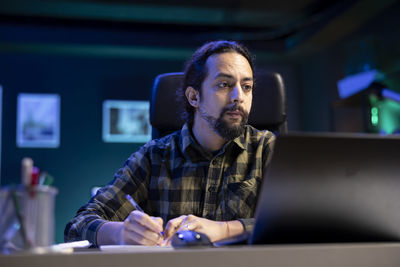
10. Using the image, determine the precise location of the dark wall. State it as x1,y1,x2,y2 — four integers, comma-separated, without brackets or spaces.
298,49,343,132
0,50,184,242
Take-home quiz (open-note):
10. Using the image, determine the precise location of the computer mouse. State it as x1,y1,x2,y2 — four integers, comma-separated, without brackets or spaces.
171,230,213,248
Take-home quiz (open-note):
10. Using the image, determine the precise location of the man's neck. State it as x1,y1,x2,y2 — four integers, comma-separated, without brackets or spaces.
192,115,226,152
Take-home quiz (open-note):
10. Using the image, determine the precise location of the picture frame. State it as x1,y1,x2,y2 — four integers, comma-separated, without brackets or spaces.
0,86,2,182
102,100,151,143
16,93,60,148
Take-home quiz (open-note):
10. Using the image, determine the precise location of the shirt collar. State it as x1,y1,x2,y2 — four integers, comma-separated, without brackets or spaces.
232,132,246,150
179,123,247,156
180,123,194,153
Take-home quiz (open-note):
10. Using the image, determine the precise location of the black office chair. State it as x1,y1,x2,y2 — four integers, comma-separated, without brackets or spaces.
150,71,287,139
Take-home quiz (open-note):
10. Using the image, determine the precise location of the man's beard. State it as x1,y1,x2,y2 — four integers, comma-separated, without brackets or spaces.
199,103,249,140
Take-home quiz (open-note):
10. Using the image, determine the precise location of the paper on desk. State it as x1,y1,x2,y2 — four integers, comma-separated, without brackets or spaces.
100,245,174,253
27,240,91,254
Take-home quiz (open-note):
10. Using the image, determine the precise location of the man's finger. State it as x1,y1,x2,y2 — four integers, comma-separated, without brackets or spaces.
177,215,198,232
123,227,160,246
124,219,162,244
164,215,187,238
128,210,163,233
153,216,163,226
178,220,197,232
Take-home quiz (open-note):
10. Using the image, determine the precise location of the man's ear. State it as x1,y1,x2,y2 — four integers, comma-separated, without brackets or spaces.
185,86,199,108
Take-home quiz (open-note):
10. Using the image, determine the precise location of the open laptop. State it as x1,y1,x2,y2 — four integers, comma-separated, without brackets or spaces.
217,133,400,245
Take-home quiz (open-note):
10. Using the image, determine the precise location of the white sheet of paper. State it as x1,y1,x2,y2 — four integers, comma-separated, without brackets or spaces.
100,245,174,253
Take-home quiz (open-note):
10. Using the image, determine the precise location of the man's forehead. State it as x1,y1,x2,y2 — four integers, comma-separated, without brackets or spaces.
206,52,253,78
213,72,253,81
207,52,250,66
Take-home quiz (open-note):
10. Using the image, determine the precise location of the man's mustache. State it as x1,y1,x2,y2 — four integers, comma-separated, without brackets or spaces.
221,103,248,118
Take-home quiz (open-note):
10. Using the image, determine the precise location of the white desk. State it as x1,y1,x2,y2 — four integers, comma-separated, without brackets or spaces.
1,243,400,267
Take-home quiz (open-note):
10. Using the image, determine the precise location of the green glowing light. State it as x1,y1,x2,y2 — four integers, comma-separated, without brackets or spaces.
371,107,379,126
371,116,379,125
378,99,400,134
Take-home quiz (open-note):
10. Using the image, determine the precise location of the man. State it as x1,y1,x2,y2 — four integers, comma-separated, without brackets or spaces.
65,40,275,246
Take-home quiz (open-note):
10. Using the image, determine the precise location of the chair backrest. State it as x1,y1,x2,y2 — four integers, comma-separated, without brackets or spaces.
150,71,287,139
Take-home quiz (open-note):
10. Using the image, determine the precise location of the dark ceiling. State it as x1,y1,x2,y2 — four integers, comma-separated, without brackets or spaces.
0,0,398,53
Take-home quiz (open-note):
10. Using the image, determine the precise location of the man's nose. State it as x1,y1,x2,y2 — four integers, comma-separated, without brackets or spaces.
231,84,244,103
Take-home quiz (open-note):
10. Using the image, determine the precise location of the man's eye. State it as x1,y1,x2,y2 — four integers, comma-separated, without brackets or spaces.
243,84,253,91
217,82,230,88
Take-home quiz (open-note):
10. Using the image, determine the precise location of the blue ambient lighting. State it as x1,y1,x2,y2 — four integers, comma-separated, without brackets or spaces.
382,89,400,103
337,70,377,99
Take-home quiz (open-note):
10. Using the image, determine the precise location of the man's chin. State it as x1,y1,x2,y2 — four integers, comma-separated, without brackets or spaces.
222,116,242,125
215,118,246,140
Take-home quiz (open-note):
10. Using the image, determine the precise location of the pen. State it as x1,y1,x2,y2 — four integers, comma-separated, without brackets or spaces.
126,194,144,212
125,194,164,236
21,157,33,186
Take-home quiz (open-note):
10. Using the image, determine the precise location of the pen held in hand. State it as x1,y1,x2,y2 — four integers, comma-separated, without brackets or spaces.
125,194,165,237
125,194,144,213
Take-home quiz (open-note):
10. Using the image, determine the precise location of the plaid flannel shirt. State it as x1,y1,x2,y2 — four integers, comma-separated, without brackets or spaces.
65,123,275,246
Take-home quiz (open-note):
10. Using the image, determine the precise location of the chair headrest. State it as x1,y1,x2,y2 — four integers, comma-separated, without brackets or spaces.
249,71,287,129
150,72,185,132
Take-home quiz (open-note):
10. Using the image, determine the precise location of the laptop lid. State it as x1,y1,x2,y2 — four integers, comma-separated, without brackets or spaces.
250,133,400,244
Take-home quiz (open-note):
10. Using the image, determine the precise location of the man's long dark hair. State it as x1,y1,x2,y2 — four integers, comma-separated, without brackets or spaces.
178,40,254,123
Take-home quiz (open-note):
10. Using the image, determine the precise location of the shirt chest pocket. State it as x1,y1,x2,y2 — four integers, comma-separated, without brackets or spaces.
224,175,261,218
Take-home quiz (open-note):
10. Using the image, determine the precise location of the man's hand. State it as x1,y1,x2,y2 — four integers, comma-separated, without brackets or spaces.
164,214,242,244
97,210,163,246
119,210,164,245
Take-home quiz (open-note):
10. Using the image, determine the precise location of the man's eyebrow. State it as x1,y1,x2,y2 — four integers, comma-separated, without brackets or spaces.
214,73,234,79
214,73,253,81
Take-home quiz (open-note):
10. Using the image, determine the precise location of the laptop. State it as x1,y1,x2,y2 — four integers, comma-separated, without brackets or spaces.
217,133,400,245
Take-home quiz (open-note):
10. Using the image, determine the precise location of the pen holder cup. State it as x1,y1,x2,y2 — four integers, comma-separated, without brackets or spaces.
0,185,58,253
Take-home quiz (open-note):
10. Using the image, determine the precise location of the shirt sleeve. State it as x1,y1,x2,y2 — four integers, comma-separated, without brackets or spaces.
263,133,276,171
64,144,152,246
238,218,255,233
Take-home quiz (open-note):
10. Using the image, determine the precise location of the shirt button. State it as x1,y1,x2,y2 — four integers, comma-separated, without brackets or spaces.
212,159,218,165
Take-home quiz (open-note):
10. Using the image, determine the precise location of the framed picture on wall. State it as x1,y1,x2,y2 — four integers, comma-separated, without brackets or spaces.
0,85,2,182
16,93,60,148
102,100,151,143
